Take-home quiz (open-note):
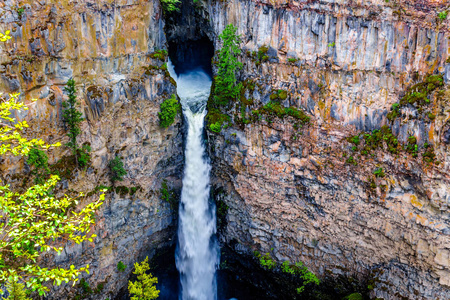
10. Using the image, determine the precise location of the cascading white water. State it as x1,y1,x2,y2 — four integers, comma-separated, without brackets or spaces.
168,61,218,300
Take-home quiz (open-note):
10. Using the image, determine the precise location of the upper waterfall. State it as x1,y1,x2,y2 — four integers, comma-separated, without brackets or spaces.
169,60,219,300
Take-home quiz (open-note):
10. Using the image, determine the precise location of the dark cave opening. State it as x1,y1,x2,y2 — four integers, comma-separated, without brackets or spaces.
168,37,214,77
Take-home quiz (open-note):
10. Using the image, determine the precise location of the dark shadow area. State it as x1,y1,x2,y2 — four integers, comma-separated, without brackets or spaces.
169,37,214,77
164,0,214,76
152,245,180,300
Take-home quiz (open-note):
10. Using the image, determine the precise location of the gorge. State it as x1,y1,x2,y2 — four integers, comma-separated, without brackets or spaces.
0,0,449,300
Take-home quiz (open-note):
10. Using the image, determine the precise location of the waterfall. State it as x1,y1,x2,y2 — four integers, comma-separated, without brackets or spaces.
168,60,218,300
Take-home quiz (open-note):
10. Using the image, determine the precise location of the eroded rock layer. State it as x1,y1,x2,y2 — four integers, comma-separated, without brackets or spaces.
206,0,450,299
0,1,181,298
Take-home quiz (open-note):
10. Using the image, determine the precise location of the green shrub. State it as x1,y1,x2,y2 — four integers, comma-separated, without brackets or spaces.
159,94,180,128
27,146,50,184
287,58,298,63
438,11,448,21
117,261,127,272
109,156,127,182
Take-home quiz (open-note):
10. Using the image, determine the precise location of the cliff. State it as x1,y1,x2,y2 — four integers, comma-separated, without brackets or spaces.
0,0,182,299
206,0,450,299
0,0,449,299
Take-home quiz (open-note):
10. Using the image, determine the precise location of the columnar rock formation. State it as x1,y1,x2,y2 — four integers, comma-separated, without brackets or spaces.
206,0,450,299
0,1,182,298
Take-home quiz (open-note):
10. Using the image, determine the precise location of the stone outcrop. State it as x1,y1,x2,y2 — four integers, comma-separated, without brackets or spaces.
206,0,450,299
0,1,182,299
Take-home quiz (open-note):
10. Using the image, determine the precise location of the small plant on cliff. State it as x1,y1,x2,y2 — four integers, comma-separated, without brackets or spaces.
294,261,320,293
117,261,127,272
373,167,385,178
214,24,243,107
128,257,160,300
161,0,180,13
27,146,50,184
160,180,177,209
16,7,25,19
438,11,448,21
159,94,180,128
109,156,127,183
63,79,90,167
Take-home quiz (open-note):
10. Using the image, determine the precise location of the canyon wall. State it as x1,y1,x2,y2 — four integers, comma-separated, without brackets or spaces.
206,0,450,299
0,1,181,299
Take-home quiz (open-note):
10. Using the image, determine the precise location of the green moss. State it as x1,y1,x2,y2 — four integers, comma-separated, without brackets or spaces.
251,101,310,125
269,89,288,101
206,108,230,133
400,74,444,107
349,126,399,156
149,49,168,62
248,45,270,65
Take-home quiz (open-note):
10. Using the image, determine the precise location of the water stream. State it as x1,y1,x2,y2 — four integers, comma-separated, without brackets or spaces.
168,61,219,300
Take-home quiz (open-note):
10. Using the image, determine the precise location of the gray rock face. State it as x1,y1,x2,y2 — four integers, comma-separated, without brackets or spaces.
206,0,450,299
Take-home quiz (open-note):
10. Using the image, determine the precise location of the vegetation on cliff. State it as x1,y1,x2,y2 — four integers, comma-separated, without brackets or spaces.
207,24,243,133
109,156,127,183
161,0,181,13
214,24,243,107
159,94,181,128
253,251,319,294
128,257,160,300
0,33,104,297
63,79,90,167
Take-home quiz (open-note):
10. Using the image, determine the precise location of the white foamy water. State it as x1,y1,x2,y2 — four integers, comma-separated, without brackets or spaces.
169,61,218,300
